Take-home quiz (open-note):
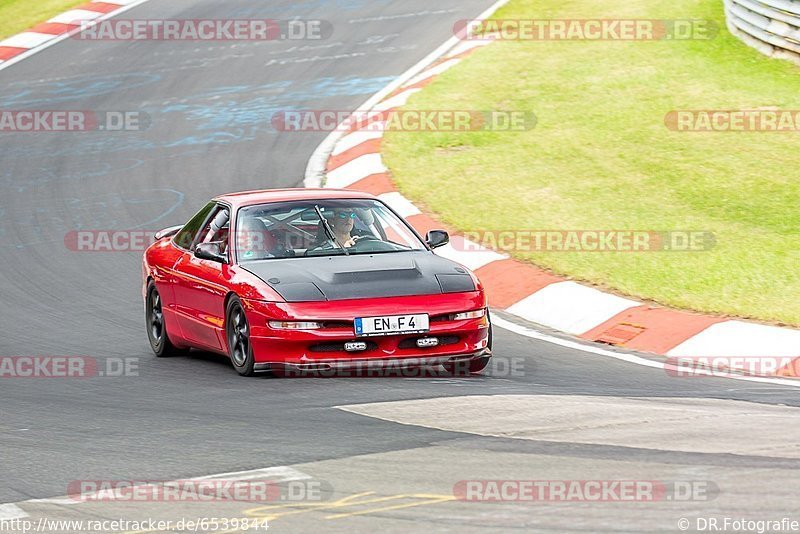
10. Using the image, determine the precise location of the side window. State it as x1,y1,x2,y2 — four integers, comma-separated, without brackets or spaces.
173,202,216,250
197,207,230,249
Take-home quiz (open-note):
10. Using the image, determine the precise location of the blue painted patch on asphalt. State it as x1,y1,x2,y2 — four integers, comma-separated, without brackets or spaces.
0,73,163,108
0,74,395,158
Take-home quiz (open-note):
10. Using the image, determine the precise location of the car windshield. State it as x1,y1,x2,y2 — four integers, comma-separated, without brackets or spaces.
235,199,427,261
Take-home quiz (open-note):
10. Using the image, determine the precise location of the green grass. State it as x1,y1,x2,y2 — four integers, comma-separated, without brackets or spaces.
0,0,86,40
383,0,800,326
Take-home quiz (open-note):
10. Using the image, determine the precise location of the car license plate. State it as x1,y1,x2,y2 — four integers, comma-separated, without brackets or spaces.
354,314,429,337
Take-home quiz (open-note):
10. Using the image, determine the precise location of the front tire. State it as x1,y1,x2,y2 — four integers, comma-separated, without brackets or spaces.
445,354,492,375
226,297,256,376
146,282,186,357
444,314,493,375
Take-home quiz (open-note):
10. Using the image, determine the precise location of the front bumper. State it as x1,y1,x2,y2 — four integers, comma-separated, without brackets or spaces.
254,349,491,375
241,292,489,367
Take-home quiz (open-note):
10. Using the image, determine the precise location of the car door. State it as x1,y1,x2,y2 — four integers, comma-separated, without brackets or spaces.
157,201,217,341
171,204,231,352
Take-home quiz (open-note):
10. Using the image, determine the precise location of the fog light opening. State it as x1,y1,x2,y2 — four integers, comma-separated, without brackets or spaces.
416,337,439,348
344,341,368,352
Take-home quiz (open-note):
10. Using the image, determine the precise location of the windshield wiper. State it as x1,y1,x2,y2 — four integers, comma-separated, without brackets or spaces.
314,205,349,256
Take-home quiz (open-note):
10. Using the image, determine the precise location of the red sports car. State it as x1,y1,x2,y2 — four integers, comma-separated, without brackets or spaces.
142,188,492,376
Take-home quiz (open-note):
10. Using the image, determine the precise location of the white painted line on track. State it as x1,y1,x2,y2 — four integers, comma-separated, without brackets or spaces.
191,466,311,482
492,316,800,388
22,497,81,506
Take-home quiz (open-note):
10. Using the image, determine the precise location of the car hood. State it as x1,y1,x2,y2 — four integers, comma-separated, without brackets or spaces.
241,251,475,302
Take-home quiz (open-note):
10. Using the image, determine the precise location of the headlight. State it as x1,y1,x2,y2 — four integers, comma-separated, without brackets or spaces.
453,309,486,320
268,321,323,330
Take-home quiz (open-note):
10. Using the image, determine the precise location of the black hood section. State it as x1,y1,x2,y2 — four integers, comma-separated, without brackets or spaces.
241,252,475,302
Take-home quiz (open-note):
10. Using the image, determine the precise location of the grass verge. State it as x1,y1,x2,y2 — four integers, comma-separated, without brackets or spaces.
0,0,86,40
383,0,800,326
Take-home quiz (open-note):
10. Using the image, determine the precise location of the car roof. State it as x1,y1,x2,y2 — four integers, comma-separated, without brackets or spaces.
213,188,378,209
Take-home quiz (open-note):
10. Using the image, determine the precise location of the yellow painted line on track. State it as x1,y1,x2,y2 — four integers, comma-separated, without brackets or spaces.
243,491,456,523
119,491,456,532
325,494,456,519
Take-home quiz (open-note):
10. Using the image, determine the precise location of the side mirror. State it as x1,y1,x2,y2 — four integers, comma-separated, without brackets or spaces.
426,230,449,249
154,225,183,240
195,242,228,264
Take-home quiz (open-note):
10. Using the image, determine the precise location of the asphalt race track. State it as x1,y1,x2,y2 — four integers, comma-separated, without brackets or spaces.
1,1,799,532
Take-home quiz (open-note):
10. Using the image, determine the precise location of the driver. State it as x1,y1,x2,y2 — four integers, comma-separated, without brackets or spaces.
329,208,362,248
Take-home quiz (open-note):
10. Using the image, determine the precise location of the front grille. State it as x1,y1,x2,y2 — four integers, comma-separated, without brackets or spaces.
397,335,460,349
309,341,378,353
